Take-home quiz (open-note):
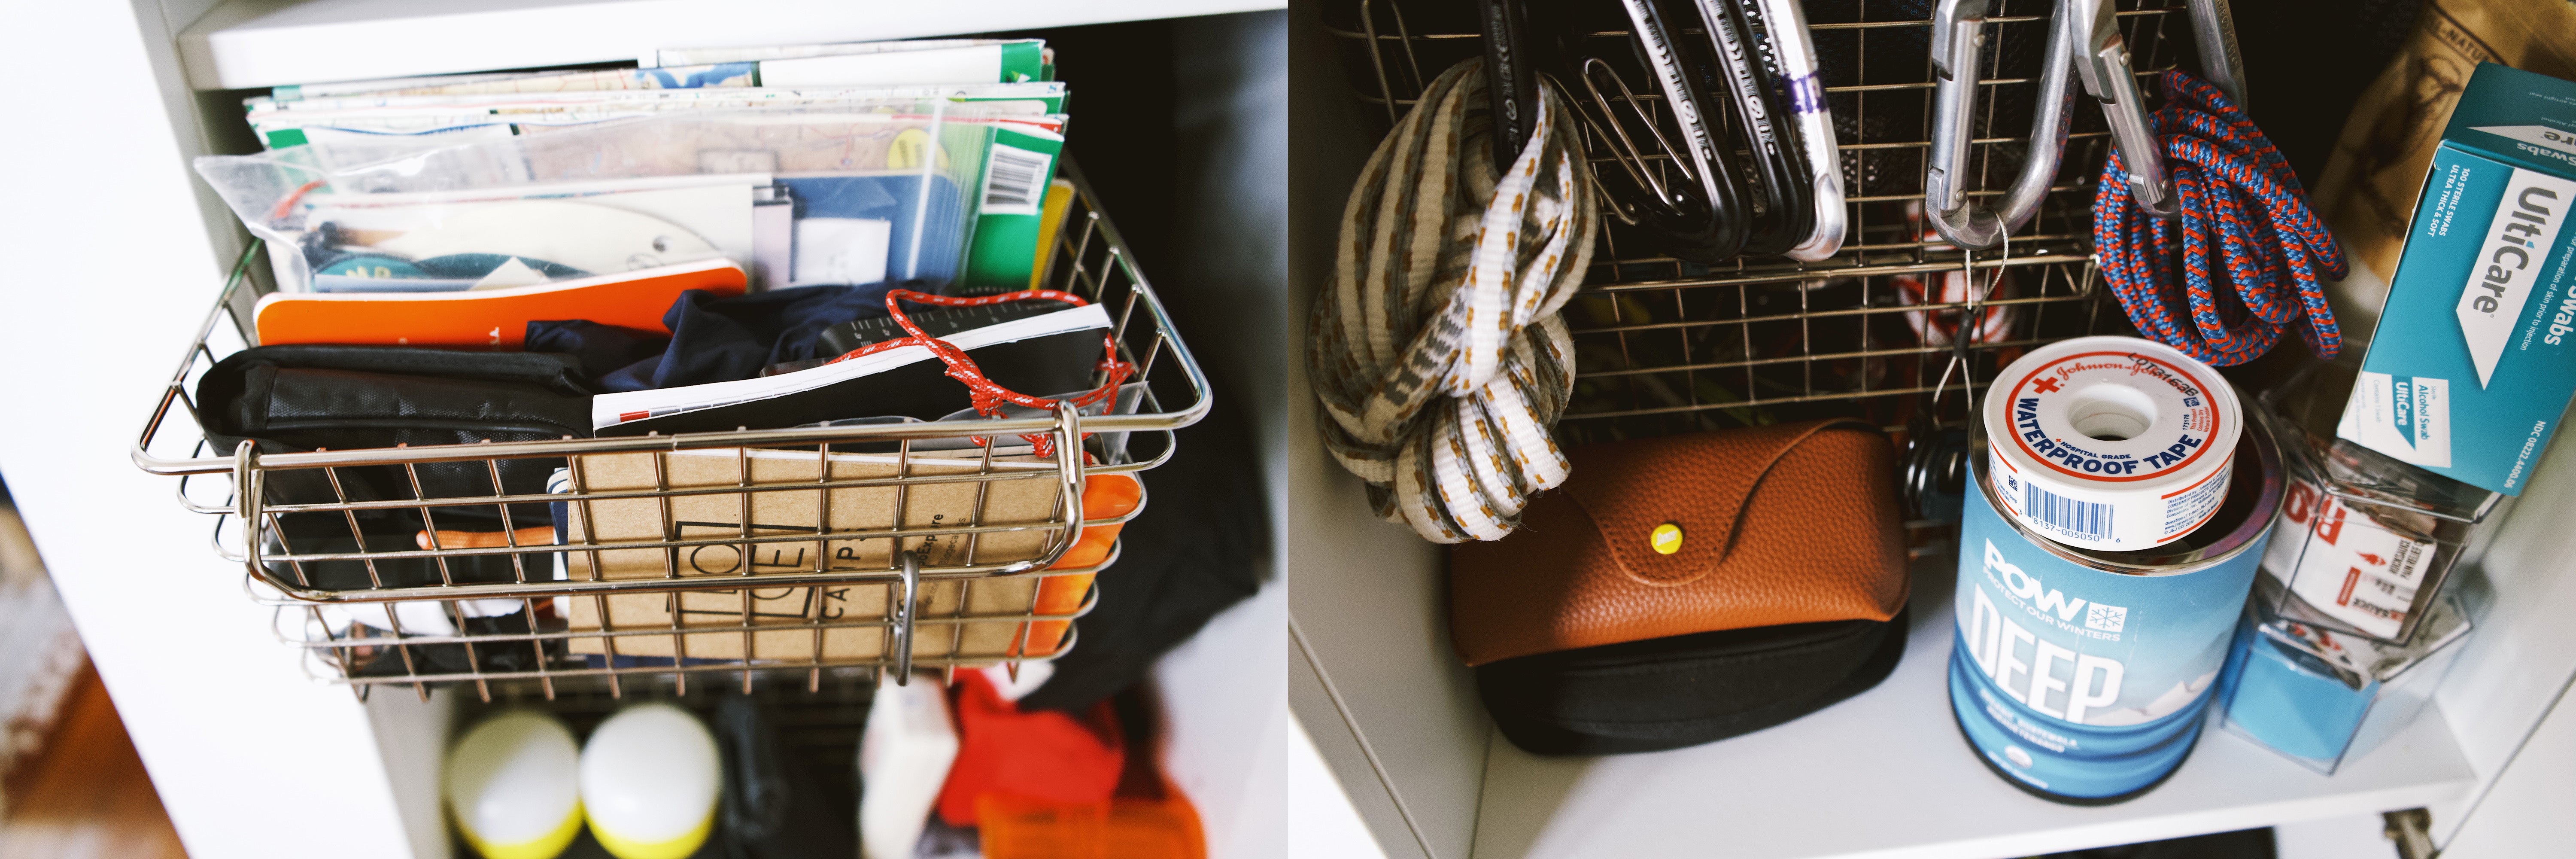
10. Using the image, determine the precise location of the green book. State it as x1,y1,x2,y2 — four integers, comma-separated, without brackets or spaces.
962,122,1068,291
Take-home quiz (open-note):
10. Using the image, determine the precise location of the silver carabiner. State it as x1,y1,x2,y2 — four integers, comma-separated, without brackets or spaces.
1757,0,1849,261
2189,0,2249,111
2069,0,2178,218
1924,0,2078,251
888,549,920,685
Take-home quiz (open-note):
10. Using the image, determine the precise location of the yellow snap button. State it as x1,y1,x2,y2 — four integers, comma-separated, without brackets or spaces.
1650,522,1684,555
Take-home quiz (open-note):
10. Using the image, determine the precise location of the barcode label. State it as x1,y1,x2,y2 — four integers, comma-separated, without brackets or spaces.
981,143,1051,216
2025,484,2113,540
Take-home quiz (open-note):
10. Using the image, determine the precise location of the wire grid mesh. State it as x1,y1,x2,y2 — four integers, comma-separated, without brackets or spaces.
133,163,1212,701
1325,0,2185,447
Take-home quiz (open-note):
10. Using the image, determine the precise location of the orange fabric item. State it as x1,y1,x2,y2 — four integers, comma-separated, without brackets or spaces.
1448,419,1909,666
1020,472,1141,656
976,789,1205,859
414,527,555,550
253,258,745,348
934,671,1124,827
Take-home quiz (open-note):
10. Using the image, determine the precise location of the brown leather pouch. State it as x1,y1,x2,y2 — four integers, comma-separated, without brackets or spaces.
1450,418,1909,667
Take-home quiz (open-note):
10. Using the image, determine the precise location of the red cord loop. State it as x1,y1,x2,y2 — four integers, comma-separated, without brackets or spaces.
825,289,1132,457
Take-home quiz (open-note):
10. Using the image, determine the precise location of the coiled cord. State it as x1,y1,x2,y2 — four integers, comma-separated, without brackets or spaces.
2094,70,2345,366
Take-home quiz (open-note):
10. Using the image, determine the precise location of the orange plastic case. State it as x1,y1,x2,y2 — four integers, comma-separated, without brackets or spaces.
976,790,1205,859
253,259,745,348
1022,472,1141,656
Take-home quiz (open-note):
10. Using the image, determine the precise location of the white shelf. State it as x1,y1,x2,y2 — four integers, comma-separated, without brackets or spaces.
175,0,1284,90
1466,560,2476,859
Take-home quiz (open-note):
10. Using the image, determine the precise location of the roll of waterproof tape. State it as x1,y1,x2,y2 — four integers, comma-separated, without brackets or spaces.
1982,336,2241,551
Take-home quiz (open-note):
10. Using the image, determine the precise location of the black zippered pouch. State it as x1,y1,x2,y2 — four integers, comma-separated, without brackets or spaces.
1475,608,1909,755
195,345,593,590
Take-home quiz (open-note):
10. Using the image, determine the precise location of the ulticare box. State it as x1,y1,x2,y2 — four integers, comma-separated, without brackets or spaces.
2339,62,2576,496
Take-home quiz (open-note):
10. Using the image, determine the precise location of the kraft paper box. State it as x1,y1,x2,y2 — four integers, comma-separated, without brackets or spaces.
2338,63,2576,496
2309,0,2576,293
559,448,1067,662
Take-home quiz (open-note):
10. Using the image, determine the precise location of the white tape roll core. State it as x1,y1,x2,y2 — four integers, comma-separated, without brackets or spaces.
1983,336,2241,551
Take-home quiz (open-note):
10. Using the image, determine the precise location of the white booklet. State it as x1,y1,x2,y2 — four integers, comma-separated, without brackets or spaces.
589,302,1111,430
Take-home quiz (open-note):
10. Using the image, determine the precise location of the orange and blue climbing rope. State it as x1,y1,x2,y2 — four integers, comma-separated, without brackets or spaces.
2094,70,2345,366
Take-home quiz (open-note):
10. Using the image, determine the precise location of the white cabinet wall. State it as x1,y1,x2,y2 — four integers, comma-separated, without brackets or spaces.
0,2,1288,857
2442,680,2576,856
1281,2,2576,857
0,0,420,855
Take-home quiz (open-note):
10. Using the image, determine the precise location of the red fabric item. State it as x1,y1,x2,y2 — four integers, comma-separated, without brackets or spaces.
935,670,1127,826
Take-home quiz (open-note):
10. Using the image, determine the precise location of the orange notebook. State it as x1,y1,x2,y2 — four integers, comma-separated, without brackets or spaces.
254,258,746,348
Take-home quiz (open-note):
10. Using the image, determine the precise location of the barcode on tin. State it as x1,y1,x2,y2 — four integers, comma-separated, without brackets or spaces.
981,143,1052,216
2025,484,2113,540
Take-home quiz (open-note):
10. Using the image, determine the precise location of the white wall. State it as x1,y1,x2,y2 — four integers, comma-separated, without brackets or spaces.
1290,717,1392,859
2427,416,2576,845
1156,11,1292,859
0,0,426,856
0,3,1294,856
1159,579,1289,859
1283,4,1494,859
2439,681,2576,857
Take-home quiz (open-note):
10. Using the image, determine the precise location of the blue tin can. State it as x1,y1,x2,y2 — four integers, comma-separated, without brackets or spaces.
1949,400,2282,803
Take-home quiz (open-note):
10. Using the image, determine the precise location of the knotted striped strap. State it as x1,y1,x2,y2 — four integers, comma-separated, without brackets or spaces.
2095,70,2346,366
1305,59,1599,543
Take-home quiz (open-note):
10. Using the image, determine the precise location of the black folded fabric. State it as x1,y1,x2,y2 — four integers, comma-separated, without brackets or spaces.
1021,399,1268,714
715,695,857,859
528,283,912,393
196,345,593,542
2037,827,2276,859
521,320,670,390
347,609,551,679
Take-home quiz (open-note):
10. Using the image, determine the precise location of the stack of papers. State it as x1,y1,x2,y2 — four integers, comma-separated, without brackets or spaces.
238,36,1073,295
650,38,1050,83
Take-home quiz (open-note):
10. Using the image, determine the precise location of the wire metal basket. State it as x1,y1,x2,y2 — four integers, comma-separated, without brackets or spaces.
1325,0,2185,449
133,163,1212,701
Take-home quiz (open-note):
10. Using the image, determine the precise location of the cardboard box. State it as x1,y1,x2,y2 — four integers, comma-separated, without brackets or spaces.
2309,0,2576,291
2338,63,2576,496
558,447,1075,663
